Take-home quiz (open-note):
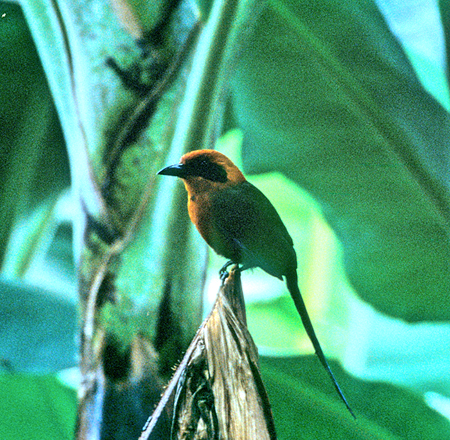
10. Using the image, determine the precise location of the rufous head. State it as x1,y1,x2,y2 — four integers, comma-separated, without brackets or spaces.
157,150,246,192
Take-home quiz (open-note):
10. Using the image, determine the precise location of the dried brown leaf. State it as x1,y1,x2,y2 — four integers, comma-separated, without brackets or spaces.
140,268,277,440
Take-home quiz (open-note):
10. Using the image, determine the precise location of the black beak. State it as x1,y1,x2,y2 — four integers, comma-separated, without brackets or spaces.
157,163,186,178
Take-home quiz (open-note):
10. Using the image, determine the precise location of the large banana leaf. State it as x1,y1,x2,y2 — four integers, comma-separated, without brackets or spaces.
2,356,450,440
231,0,450,322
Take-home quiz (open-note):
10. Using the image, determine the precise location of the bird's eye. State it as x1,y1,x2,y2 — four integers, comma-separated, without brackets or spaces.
188,157,228,182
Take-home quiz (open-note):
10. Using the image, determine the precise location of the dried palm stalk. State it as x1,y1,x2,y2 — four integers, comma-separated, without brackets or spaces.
140,267,277,440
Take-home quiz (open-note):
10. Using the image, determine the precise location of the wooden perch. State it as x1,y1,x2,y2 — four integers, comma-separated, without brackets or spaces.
140,267,277,440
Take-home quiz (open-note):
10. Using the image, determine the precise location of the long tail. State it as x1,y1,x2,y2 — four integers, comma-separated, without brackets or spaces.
285,269,355,418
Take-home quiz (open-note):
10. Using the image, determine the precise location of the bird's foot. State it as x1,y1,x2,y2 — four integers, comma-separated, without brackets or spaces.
219,260,234,283
220,271,229,283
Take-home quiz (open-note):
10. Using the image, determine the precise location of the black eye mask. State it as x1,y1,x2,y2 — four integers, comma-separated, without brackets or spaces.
185,158,228,183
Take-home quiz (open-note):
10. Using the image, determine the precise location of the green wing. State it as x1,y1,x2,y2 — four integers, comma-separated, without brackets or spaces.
210,181,296,279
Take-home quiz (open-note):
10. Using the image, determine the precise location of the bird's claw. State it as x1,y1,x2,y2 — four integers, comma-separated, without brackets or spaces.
220,270,230,283
219,260,234,283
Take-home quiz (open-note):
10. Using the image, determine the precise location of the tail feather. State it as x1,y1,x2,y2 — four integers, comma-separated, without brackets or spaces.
285,269,355,419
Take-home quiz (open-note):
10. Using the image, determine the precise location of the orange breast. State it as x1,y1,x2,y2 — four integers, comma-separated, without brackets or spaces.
183,177,241,260
187,191,234,259
187,192,213,245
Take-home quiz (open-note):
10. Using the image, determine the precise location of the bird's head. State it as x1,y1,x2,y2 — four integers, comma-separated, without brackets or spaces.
158,150,246,193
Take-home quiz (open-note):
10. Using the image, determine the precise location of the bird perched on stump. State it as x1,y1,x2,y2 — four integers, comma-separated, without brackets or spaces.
158,149,354,417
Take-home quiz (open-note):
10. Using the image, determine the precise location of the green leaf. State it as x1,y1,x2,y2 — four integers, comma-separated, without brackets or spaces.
376,0,449,109
0,277,77,372
0,374,77,440
260,356,450,440
439,0,450,108
231,0,450,321
0,3,69,267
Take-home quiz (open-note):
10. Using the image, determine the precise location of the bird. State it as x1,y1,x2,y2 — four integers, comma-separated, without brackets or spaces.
158,149,354,417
